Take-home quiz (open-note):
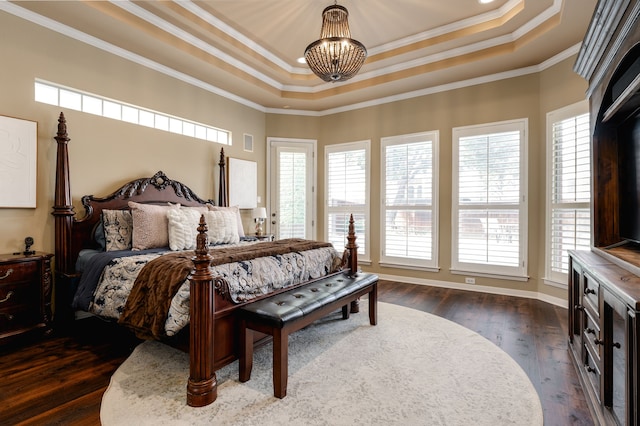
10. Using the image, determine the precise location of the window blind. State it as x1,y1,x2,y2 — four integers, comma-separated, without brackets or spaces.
452,119,527,278
549,113,591,276
278,151,307,239
381,134,436,267
326,145,368,257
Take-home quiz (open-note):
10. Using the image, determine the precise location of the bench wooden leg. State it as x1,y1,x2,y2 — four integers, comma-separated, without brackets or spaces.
369,282,378,326
239,320,253,383
342,304,350,319
273,330,288,398
350,299,360,313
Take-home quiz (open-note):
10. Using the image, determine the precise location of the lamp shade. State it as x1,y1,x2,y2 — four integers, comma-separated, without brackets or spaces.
252,207,267,219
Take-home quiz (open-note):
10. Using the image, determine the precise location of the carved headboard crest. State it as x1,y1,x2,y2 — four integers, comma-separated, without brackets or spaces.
114,171,204,200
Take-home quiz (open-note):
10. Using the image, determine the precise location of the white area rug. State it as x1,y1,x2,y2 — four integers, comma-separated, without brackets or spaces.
101,302,543,425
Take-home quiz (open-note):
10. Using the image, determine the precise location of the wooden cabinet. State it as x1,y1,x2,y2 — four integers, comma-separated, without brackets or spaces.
571,3,640,423
0,252,54,345
569,250,640,425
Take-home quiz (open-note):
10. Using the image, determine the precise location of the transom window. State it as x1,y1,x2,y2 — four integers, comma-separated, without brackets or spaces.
34,79,230,145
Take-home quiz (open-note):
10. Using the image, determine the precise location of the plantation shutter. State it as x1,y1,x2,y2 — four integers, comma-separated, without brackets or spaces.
452,119,527,279
278,150,307,239
326,145,368,257
550,113,591,276
381,134,436,268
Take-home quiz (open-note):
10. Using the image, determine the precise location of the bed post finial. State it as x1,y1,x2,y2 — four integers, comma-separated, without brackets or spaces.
52,112,75,278
187,215,217,407
218,148,228,207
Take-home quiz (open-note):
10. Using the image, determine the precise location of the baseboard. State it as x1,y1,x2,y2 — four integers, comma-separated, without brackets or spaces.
374,273,567,308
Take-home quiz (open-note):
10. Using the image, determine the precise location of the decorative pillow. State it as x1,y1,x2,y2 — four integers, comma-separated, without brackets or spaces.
93,220,106,251
208,205,245,237
102,209,133,251
204,210,240,244
128,201,178,250
166,208,202,251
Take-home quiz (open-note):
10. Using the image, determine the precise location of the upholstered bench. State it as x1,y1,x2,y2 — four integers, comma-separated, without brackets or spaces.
238,272,378,398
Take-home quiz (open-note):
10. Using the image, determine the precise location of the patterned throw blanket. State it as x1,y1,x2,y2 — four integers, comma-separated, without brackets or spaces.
118,239,333,339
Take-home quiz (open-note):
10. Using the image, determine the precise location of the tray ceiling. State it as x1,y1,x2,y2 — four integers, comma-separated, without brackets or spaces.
3,0,597,113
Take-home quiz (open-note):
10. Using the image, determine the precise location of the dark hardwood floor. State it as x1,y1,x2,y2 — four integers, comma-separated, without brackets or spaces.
1,280,592,425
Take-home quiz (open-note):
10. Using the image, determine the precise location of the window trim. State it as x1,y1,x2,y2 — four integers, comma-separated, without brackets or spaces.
324,140,371,262
379,131,439,271
544,100,591,287
451,118,529,280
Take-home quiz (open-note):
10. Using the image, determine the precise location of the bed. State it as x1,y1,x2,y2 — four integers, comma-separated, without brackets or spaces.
51,112,360,407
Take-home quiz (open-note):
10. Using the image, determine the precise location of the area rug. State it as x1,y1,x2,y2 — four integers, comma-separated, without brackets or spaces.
101,302,543,425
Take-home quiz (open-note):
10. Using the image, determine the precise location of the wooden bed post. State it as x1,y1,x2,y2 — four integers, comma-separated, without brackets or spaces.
51,112,75,277
344,214,361,313
345,214,359,277
218,148,228,207
187,216,217,407
51,112,77,324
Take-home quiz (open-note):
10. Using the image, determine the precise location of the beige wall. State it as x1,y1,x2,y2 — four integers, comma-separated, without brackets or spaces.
3,10,588,302
268,58,589,301
0,12,266,255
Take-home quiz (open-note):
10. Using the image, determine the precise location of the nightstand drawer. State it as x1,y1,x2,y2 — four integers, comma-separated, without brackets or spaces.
0,304,40,332
0,261,37,284
0,281,39,310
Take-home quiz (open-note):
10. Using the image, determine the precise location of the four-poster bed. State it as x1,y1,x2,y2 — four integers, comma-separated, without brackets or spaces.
50,112,361,407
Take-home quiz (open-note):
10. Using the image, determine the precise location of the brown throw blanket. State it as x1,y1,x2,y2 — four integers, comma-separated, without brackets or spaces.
118,239,334,339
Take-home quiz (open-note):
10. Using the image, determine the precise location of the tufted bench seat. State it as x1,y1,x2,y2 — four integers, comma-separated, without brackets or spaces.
238,272,378,398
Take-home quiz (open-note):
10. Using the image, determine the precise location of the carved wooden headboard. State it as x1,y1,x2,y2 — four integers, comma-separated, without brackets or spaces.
51,112,227,279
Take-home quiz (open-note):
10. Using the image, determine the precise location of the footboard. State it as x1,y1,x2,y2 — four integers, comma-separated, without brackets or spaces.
187,215,360,407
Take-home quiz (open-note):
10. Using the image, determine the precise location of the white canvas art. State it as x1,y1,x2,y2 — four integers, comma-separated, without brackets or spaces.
0,116,37,208
228,157,257,209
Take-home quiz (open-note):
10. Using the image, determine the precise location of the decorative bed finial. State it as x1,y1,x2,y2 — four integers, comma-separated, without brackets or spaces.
56,112,69,144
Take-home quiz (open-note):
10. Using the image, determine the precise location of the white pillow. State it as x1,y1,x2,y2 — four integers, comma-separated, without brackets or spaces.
204,210,240,244
166,208,203,251
208,205,245,237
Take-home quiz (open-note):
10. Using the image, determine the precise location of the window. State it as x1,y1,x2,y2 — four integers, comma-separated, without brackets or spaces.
278,149,309,239
325,141,370,261
381,131,438,270
545,102,591,285
452,119,528,280
34,79,230,145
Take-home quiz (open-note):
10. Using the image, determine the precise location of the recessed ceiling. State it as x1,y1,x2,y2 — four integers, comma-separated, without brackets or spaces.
3,0,597,113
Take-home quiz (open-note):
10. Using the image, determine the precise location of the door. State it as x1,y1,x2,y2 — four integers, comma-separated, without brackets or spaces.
268,138,316,240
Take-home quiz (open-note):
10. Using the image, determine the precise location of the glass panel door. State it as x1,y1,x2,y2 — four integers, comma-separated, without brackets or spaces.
269,140,315,240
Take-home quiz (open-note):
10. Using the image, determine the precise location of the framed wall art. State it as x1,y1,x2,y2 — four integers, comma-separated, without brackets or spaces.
0,115,37,208
227,157,257,209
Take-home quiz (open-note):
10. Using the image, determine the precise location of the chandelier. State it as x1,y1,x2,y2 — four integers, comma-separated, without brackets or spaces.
304,2,367,82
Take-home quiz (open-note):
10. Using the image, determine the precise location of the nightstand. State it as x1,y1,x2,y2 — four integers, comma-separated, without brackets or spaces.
254,234,274,241
0,252,54,345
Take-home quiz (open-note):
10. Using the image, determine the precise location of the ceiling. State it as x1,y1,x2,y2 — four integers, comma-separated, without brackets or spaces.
4,0,597,114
